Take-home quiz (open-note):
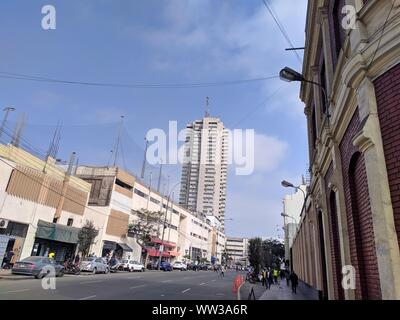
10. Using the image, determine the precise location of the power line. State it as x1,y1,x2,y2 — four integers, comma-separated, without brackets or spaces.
367,0,396,70
0,71,279,89
262,0,302,64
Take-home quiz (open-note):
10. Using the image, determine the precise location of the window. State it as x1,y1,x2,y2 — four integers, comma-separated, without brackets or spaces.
53,217,58,223
67,218,73,226
115,179,133,192
134,188,147,198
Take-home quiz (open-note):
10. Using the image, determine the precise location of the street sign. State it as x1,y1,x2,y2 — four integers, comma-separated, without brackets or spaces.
159,245,164,252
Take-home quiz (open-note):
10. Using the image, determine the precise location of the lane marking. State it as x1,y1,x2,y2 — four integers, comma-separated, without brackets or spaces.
211,279,216,282
129,285,146,289
182,288,191,293
216,293,225,296
0,289,30,294
199,282,206,286
79,295,97,300
162,280,172,283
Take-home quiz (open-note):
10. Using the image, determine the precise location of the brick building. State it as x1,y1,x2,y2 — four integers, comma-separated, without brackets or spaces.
291,0,400,300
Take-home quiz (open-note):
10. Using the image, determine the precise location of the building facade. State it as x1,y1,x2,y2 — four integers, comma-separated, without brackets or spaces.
225,237,249,266
282,185,306,262
0,144,92,265
179,116,228,228
291,0,400,300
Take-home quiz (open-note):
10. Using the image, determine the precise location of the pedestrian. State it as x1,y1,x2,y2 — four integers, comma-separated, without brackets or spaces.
267,270,274,289
220,265,225,277
290,272,299,294
273,268,279,284
48,252,55,260
285,270,291,286
261,269,266,287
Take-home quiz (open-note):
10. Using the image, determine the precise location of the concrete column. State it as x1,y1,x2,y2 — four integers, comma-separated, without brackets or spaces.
353,77,400,299
330,143,355,300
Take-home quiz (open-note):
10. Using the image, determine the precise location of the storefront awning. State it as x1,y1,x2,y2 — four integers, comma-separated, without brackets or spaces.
36,220,80,244
103,240,117,250
118,243,133,252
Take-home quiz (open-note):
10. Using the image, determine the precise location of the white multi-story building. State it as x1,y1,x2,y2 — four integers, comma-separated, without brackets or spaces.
282,184,306,262
225,237,249,266
179,116,228,228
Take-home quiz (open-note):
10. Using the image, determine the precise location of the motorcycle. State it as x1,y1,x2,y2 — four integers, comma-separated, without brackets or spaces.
109,258,121,273
64,260,81,275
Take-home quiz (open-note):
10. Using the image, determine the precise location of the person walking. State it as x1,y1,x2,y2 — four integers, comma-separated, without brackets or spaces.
285,270,291,287
220,265,225,277
267,270,274,289
290,272,299,294
261,269,266,287
273,268,279,284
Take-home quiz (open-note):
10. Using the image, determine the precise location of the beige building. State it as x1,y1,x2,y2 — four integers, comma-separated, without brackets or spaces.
291,0,400,300
0,143,91,264
179,116,228,228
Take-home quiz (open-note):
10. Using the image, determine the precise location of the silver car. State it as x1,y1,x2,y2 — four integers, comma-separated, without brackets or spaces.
80,257,109,274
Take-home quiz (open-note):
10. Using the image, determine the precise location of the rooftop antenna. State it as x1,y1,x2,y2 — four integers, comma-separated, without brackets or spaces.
0,107,16,140
112,115,125,167
11,113,26,148
205,96,210,117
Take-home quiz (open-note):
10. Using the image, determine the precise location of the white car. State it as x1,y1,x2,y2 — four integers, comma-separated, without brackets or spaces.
121,260,144,272
172,261,187,271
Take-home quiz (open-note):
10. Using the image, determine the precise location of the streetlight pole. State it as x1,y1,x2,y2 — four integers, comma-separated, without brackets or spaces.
157,181,180,270
0,107,16,140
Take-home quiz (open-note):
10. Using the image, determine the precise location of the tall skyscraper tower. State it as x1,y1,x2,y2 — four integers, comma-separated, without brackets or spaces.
179,114,228,228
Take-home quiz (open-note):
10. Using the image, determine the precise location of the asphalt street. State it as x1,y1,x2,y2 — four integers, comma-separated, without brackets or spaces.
0,270,244,300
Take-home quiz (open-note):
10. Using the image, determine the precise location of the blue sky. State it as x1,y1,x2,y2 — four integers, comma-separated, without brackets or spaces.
0,0,308,238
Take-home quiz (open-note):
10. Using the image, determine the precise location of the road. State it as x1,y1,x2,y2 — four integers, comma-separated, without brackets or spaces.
0,270,244,300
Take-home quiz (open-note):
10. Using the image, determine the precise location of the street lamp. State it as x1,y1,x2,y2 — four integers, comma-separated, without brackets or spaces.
0,107,16,140
281,212,298,224
281,180,306,201
279,66,330,119
157,181,180,270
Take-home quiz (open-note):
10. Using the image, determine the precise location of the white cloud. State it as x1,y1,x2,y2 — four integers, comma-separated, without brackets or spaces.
254,133,288,172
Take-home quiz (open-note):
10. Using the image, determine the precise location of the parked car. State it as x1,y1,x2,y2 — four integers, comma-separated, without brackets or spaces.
121,260,144,272
198,263,208,271
160,261,173,271
172,261,187,271
206,264,213,270
12,256,65,279
80,257,109,274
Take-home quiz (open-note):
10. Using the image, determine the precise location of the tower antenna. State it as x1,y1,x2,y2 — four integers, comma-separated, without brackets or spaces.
205,97,210,117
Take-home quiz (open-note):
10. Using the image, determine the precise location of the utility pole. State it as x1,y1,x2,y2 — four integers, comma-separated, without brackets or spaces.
157,160,163,193
146,172,152,210
141,138,148,179
0,107,16,140
158,195,170,270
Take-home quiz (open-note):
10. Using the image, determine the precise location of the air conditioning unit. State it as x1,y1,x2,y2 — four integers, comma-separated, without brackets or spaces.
0,219,9,229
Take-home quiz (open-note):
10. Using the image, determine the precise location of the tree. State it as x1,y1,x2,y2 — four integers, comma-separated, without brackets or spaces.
262,238,285,268
77,220,99,258
248,237,263,274
128,209,163,267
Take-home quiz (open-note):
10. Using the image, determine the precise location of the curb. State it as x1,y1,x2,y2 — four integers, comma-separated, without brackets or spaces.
237,280,246,300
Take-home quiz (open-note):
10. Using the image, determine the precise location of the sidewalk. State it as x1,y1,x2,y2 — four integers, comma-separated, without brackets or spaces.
259,279,319,300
